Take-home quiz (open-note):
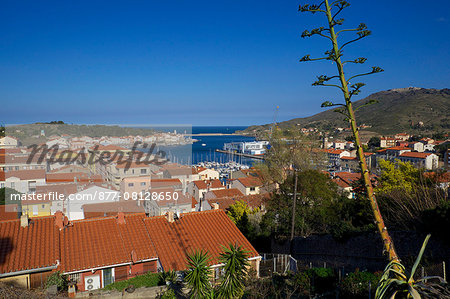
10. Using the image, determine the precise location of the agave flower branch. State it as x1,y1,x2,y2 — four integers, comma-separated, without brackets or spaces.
298,0,400,267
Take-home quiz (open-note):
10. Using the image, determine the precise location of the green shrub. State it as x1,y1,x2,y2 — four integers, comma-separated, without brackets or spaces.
103,272,161,291
45,271,68,291
340,270,381,299
306,267,335,294
159,288,176,299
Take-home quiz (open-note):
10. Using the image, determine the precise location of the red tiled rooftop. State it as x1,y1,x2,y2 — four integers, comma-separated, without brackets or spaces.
340,156,357,160
209,188,243,198
82,201,145,217
60,213,157,273
151,188,192,207
150,178,182,189
193,179,223,190
0,216,60,274
89,144,129,152
5,169,46,180
399,152,433,159
237,176,263,188
207,193,269,211
46,172,102,183
143,210,259,271
0,205,19,221
386,146,411,151
35,183,78,195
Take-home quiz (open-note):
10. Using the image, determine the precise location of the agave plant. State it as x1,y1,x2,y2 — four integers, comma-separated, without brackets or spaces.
375,235,449,298
159,269,177,286
216,243,250,299
185,249,213,299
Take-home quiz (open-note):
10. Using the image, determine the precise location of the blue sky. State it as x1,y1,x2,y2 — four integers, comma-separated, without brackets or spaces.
1,1,449,126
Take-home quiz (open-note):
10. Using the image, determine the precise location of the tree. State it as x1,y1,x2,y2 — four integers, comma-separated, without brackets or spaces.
262,169,346,238
298,0,399,265
256,126,325,186
185,250,213,299
376,159,422,194
368,136,381,148
216,244,250,299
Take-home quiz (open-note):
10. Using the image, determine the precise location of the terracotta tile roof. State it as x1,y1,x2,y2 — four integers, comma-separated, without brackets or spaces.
0,216,60,274
237,176,263,188
4,169,46,180
332,178,351,189
89,145,129,152
386,146,410,151
115,161,157,169
0,148,23,155
195,167,207,173
334,172,377,186
0,210,259,275
0,205,19,221
325,149,344,155
207,193,269,211
46,172,102,183
49,165,88,173
209,188,243,198
151,188,192,207
35,183,78,196
340,156,357,160
143,210,259,271
150,179,182,189
60,213,157,273
193,179,223,190
399,152,433,158
3,155,44,165
165,167,195,177
82,201,145,218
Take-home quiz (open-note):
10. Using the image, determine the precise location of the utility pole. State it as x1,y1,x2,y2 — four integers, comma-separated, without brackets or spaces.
290,168,298,241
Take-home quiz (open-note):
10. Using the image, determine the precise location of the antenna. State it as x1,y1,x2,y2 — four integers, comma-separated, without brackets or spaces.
269,106,279,136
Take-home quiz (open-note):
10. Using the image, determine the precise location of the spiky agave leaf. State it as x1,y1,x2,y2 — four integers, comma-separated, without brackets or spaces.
216,243,250,299
374,234,448,299
185,249,213,299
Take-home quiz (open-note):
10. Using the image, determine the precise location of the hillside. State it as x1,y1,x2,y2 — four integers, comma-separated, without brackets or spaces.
242,87,450,136
5,124,156,145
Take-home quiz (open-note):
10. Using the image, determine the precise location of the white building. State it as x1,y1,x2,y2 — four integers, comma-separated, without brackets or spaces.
398,152,438,170
65,185,120,220
223,141,269,155
0,136,19,149
2,169,46,193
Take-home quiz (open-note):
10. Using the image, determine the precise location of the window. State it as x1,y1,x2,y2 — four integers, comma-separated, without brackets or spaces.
128,183,134,187
140,169,147,174
11,182,15,189
33,205,38,216
69,273,81,283
140,182,146,186
0,183,4,188
250,187,256,191
42,205,45,209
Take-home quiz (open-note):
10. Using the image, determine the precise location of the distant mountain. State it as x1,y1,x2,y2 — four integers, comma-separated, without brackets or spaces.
242,87,450,136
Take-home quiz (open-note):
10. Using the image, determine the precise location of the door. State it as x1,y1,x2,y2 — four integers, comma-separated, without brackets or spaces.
103,268,113,287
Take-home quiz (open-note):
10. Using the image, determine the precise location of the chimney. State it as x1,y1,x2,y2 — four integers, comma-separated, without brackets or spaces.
55,211,65,230
117,212,126,224
20,214,29,227
211,203,219,210
167,210,175,223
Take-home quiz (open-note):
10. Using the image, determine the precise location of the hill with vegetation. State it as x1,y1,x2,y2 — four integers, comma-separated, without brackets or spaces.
241,87,449,136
